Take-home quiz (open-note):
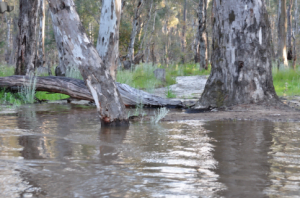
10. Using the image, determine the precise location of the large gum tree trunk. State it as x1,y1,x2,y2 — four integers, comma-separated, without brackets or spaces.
47,0,128,126
194,0,280,109
15,0,40,75
96,0,121,80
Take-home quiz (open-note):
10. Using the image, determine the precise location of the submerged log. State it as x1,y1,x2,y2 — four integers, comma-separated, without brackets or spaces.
0,75,183,107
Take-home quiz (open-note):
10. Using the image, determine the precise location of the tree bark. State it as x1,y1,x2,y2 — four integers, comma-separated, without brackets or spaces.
127,0,144,65
198,0,208,70
293,0,298,69
0,75,183,107
96,0,121,80
37,0,45,68
194,0,280,109
47,0,128,125
287,0,293,61
4,13,10,64
277,0,288,67
138,0,153,55
15,0,40,75
181,0,187,64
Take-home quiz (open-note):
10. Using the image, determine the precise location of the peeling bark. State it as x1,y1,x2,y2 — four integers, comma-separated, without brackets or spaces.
96,0,121,80
47,0,128,125
15,0,40,75
194,0,280,109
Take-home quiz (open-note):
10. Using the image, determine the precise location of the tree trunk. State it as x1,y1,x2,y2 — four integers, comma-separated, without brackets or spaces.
47,0,128,126
37,0,45,68
277,0,288,67
96,0,121,80
181,0,187,64
293,0,298,69
287,0,293,61
194,0,280,109
138,0,153,55
146,9,156,63
127,0,144,65
198,0,208,70
5,14,10,64
15,0,40,75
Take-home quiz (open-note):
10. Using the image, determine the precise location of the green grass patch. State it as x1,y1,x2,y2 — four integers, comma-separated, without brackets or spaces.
35,92,70,101
0,65,15,77
273,68,300,97
117,63,211,90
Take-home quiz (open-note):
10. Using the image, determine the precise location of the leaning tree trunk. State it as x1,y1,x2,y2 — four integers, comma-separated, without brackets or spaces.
96,0,121,80
15,0,40,75
36,0,45,68
126,0,144,65
277,0,288,67
47,0,128,126
194,0,280,109
198,0,208,70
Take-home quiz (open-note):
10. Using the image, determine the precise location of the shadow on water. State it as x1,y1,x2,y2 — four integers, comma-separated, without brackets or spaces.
203,121,274,198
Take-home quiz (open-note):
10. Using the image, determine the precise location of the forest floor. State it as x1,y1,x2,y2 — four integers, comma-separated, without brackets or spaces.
153,75,300,123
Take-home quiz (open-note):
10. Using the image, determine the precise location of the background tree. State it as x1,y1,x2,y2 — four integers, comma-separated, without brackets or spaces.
15,0,40,75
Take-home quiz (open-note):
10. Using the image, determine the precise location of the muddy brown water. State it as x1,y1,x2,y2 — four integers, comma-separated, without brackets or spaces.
0,104,300,197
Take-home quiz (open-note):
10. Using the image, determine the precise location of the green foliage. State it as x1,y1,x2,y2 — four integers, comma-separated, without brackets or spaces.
273,68,300,97
117,63,163,90
165,86,176,98
0,90,22,107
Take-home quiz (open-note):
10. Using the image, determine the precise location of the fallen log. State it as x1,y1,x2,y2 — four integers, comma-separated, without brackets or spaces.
0,75,183,107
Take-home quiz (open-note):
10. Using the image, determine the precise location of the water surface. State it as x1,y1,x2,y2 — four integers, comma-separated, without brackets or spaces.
0,104,300,197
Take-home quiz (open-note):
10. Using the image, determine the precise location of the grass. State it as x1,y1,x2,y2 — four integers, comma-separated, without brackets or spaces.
166,86,176,98
151,107,170,123
35,92,69,101
117,63,211,90
272,67,300,97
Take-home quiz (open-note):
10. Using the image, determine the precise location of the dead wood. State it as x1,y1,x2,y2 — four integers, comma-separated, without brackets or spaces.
0,75,183,107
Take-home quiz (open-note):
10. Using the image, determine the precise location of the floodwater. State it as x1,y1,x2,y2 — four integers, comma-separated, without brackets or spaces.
0,104,300,198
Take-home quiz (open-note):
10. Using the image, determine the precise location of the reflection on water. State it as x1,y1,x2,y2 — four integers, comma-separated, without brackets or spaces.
0,104,300,197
